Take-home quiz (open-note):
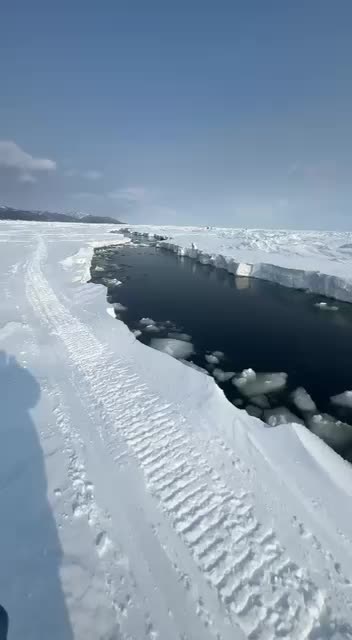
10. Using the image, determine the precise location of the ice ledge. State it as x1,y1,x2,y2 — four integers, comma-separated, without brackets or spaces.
127,231,352,303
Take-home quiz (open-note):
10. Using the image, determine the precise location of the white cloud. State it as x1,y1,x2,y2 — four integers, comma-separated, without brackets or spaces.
0,141,56,184
83,170,102,180
0,140,56,171
18,173,37,184
72,191,99,199
65,169,102,180
108,186,148,203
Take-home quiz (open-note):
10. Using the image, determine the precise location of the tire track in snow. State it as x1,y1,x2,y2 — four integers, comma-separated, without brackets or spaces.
25,237,352,640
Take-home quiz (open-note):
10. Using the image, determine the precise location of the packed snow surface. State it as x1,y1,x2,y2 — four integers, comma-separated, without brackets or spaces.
125,224,352,302
1,220,352,639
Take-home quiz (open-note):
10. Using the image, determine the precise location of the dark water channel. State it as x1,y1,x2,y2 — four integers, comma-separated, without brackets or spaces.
91,242,352,460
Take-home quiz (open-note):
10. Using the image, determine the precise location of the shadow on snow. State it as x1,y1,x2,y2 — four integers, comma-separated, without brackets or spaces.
0,351,73,640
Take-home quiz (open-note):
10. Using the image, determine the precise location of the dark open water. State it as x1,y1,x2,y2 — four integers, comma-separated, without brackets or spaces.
91,242,352,458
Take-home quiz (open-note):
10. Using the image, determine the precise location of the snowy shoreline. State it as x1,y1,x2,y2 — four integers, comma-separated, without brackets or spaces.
119,226,352,303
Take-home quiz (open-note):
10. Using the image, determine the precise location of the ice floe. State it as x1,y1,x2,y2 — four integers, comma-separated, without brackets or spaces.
233,369,287,397
331,390,352,409
291,387,317,413
150,338,194,359
265,407,304,427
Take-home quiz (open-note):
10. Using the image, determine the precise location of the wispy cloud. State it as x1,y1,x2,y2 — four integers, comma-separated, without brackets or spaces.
108,186,148,203
65,169,102,180
0,140,56,183
72,191,102,199
18,173,37,184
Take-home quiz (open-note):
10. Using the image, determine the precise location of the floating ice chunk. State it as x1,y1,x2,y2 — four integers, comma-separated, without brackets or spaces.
232,368,256,387
308,414,352,450
291,387,317,413
212,368,235,382
168,332,192,342
212,351,224,359
251,394,270,409
331,390,352,409
103,277,122,287
132,329,142,338
180,360,209,375
140,317,156,326
114,302,127,313
246,405,263,419
264,407,304,427
106,307,115,318
150,338,194,360
233,370,287,397
205,354,219,365
314,301,338,311
145,324,160,333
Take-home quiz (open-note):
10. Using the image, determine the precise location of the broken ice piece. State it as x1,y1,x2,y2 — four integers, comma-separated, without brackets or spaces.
212,368,235,382
308,414,352,450
233,370,287,397
264,407,303,427
291,387,316,413
150,338,194,360
331,390,352,409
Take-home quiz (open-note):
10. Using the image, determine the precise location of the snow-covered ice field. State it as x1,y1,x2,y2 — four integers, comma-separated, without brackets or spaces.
1,220,352,639
124,225,352,302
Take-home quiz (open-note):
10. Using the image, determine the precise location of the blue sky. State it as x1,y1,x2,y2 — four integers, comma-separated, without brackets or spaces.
1,1,352,228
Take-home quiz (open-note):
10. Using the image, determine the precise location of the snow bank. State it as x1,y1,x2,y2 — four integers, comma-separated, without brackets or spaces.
125,225,352,303
3,221,352,637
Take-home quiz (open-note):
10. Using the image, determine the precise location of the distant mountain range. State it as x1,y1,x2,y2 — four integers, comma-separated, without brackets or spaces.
0,205,123,225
